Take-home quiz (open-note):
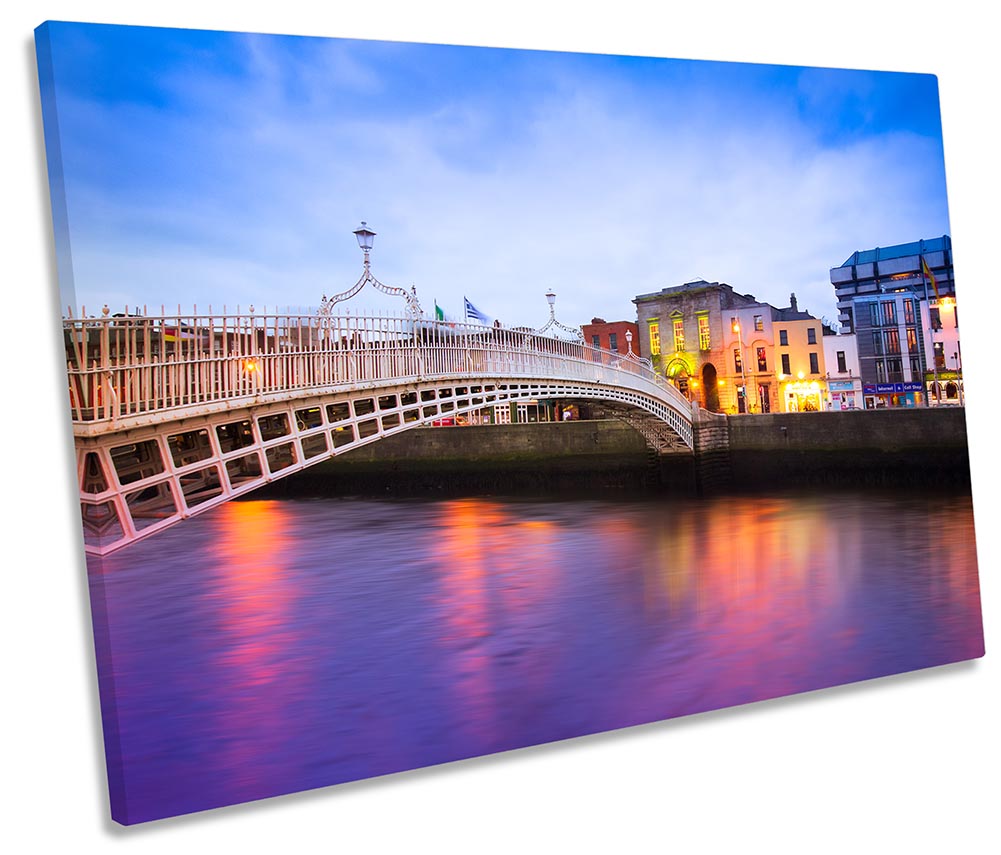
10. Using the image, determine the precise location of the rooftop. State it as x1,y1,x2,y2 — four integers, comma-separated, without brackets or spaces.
838,235,951,268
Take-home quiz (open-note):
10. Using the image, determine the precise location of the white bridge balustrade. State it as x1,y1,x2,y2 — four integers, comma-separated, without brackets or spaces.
65,307,695,555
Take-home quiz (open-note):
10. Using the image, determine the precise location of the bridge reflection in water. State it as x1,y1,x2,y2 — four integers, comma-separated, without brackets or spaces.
88,490,984,825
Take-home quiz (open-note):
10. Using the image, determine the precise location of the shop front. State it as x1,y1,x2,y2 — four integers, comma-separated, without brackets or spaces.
862,382,924,409
926,371,964,407
827,379,861,411
783,378,824,412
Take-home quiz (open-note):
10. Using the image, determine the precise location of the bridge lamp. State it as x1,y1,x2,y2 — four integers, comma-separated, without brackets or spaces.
625,329,633,353
546,290,556,308
353,221,376,266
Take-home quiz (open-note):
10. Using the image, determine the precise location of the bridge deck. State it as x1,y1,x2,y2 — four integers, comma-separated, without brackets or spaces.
64,310,695,555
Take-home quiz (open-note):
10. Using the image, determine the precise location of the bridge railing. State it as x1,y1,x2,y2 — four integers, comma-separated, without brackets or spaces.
62,308,691,424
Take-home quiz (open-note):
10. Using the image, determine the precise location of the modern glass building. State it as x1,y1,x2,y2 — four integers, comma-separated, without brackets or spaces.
829,236,960,408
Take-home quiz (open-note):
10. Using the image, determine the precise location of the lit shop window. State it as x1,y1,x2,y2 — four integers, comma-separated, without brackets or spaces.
649,322,661,355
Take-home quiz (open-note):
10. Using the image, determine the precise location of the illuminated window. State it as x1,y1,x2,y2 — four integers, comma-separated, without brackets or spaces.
734,348,743,373
754,315,763,331
904,299,915,325
649,322,660,355
698,315,711,350
884,329,900,355
673,318,685,352
906,328,917,352
756,347,767,372
934,341,945,369
881,301,897,326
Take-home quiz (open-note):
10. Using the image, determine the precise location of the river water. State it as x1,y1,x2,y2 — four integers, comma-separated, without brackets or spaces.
87,489,984,824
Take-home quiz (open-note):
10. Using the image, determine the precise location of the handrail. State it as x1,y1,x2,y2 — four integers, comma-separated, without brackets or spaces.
62,309,693,425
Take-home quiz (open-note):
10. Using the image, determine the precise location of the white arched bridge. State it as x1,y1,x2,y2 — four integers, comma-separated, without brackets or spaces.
65,308,696,555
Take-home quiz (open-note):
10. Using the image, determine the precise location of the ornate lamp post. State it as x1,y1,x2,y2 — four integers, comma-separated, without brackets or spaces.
318,222,423,318
535,289,583,340
732,319,747,414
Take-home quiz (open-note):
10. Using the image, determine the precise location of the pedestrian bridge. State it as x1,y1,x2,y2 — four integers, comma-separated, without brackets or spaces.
66,308,695,556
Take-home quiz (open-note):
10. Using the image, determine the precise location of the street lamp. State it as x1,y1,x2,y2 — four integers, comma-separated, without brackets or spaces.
732,320,747,414
535,289,583,340
353,221,376,263
625,329,633,355
319,222,423,318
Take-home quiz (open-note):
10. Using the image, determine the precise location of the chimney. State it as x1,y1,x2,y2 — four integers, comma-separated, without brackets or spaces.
790,293,798,312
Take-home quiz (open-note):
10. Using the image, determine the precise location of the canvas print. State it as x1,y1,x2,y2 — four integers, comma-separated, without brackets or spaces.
35,21,985,825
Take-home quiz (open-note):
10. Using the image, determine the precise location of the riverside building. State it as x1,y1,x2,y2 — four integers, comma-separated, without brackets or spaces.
633,280,828,414
829,236,961,408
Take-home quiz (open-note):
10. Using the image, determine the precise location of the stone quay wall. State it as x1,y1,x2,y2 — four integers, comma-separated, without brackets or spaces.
261,408,971,499
724,407,971,489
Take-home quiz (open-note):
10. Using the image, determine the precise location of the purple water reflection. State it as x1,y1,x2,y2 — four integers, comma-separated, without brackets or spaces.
87,490,984,824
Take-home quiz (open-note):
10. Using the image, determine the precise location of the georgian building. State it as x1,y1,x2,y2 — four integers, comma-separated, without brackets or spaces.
771,295,829,413
581,318,640,356
633,280,830,414
822,332,862,410
633,279,767,412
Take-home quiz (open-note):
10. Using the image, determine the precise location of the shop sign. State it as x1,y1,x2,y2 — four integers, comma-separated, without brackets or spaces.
828,381,855,391
865,382,924,394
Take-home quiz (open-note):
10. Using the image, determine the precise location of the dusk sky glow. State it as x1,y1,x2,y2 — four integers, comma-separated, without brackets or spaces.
39,21,951,328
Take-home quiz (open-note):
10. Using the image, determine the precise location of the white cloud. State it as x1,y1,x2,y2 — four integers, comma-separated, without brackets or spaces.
59,35,951,333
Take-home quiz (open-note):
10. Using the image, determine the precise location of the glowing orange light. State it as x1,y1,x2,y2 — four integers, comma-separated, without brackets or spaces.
718,379,725,387
243,359,259,373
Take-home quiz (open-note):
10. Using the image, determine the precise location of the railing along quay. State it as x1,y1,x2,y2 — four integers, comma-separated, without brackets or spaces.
63,308,692,429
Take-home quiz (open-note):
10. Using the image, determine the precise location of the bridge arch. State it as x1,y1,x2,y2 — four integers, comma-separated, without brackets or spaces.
66,309,696,555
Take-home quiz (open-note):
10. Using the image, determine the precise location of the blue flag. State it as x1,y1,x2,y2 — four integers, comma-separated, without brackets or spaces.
464,297,490,324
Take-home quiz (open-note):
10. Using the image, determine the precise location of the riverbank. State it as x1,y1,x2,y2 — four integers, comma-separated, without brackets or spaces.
255,407,972,499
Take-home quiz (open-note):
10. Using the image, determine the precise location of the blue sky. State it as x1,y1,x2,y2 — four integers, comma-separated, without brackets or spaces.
37,21,951,328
